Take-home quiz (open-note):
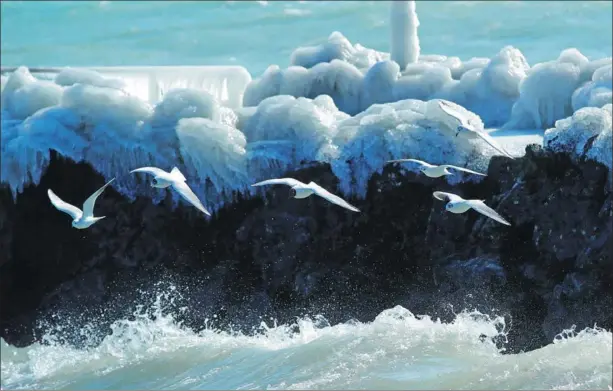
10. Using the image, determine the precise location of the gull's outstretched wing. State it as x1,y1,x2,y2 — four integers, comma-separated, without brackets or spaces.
130,167,168,177
387,158,431,167
251,178,304,188
310,182,360,212
473,131,515,159
442,165,487,176
48,189,83,220
466,200,511,226
432,191,464,203
82,178,115,218
172,181,211,216
438,100,471,128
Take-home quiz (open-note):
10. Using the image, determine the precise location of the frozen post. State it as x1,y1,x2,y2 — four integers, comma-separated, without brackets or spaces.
390,0,420,70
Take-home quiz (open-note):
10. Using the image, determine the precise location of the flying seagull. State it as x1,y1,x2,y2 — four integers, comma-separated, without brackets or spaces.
437,100,515,159
130,166,211,216
252,178,360,212
387,158,486,178
47,178,116,229
432,191,511,226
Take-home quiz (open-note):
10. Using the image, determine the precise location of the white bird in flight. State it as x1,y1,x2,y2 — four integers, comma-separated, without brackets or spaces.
47,178,116,229
252,178,360,212
432,191,511,226
130,166,211,216
437,100,515,159
387,158,487,178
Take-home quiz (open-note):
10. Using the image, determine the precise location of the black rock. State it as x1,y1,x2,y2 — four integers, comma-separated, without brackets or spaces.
0,145,611,354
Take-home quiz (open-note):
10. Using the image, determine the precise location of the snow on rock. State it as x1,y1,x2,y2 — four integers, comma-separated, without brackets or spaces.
54,67,127,91
243,59,364,115
543,104,612,171
244,38,536,128
587,104,613,171
241,94,349,179
504,49,595,130
290,31,387,71
247,35,611,133
331,99,494,197
2,54,611,211
571,61,613,112
176,117,248,210
1,106,88,197
2,67,63,120
438,46,529,127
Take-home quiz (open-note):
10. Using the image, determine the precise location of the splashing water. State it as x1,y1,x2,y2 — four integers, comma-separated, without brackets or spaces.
1,288,611,390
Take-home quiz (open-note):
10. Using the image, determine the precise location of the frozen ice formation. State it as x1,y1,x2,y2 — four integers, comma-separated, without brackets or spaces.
2,29,612,212
244,36,611,130
1,65,504,210
543,104,612,171
390,0,420,70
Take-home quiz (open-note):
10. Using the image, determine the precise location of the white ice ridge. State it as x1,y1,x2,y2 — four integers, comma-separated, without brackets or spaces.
2,65,253,109
1,65,503,208
1,59,611,211
244,34,612,129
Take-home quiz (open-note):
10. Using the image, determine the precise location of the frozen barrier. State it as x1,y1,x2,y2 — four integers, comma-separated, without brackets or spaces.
0,65,252,109
1,59,609,212
0,65,507,211
244,33,612,130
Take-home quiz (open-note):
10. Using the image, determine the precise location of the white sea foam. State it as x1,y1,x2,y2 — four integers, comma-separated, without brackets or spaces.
1,290,610,390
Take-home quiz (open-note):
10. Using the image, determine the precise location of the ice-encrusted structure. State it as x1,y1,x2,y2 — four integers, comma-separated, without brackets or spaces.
54,67,127,91
1,66,507,210
242,94,349,178
244,35,612,130
330,99,493,197
289,31,387,71
504,50,611,130
572,63,613,112
390,0,420,70
543,104,612,171
2,20,612,210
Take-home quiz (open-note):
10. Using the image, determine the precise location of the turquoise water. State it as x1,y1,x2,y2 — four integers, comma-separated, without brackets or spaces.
2,1,612,75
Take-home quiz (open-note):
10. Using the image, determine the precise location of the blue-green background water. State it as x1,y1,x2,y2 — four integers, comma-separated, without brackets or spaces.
2,1,612,76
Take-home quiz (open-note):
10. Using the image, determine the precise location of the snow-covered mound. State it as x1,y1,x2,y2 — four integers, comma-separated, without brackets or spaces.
1,66,511,211
244,33,612,129
543,104,612,171
330,99,493,197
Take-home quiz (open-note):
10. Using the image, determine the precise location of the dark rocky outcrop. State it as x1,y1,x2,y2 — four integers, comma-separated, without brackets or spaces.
1,145,611,353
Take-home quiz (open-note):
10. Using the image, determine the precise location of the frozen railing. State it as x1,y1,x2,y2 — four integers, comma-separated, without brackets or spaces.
1,65,253,109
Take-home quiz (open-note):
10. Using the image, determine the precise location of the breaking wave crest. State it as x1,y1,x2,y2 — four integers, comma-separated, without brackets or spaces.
1,288,611,390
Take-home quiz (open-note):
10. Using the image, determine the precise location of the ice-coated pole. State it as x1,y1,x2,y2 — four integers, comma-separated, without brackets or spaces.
390,0,420,70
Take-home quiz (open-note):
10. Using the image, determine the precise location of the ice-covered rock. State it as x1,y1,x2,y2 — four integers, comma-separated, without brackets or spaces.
504,49,605,130
331,99,493,197
1,67,63,120
2,50,610,211
543,104,612,170
571,62,613,112
290,31,387,71
54,67,127,91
